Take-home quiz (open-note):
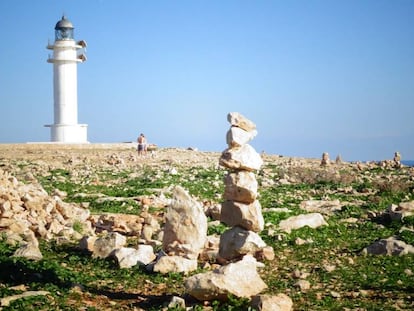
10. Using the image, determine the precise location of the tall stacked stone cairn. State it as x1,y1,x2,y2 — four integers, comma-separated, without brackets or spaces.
218,112,270,262
185,112,273,302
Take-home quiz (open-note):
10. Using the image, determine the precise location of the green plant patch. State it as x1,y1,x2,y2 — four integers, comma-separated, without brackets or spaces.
207,222,228,236
88,199,141,214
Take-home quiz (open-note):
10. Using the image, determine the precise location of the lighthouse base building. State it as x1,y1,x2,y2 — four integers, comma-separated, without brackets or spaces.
45,123,88,143
45,16,88,143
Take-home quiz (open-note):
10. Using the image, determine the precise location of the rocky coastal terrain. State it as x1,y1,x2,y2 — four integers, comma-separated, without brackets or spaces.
0,142,413,310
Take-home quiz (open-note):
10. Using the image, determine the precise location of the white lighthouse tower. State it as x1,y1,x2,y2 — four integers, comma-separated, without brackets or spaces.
45,15,88,143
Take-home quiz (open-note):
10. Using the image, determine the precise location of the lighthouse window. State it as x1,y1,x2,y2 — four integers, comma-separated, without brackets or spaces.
55,28,74,40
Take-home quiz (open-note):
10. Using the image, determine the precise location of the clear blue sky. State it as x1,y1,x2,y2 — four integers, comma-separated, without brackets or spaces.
1,0,413,161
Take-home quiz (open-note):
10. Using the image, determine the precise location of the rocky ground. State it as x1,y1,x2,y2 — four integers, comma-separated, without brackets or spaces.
1,143,414,310
0,142,320,168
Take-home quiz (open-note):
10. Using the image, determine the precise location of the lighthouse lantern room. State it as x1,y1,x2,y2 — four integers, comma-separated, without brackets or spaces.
45,15,88,143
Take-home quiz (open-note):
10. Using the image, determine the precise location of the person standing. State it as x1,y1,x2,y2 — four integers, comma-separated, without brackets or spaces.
137,133,147,156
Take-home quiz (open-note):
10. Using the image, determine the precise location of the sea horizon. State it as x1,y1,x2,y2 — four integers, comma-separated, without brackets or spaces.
401,160,414,167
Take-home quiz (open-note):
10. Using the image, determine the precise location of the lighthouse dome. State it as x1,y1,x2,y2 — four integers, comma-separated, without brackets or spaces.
55,16,74,29
54,16,74,40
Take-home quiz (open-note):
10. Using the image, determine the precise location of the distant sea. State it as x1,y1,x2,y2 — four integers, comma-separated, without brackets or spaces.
402,160,414,167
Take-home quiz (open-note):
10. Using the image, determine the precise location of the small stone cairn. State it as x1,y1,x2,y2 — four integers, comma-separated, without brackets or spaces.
393,151,402,168
321,152,330,166
335,154,343,164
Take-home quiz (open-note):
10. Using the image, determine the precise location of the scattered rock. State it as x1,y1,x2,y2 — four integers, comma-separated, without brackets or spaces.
91,213,144,236
362,236,414,256
164,296,186,309
278,213,328,233
294,279,311,292
114,245,156,268
92,232,127,259
13,242,43,261
300,199,342,215
185,255,267,301
387,201,414,220
152,254,198,274
251,294,293,311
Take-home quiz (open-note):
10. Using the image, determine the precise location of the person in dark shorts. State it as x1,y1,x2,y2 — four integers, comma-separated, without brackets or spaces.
137,133,147,156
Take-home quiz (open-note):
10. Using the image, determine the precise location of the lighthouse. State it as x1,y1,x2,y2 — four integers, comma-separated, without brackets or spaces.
45,15,88,143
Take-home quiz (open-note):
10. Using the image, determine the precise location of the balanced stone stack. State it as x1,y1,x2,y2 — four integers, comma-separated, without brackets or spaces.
218,112,268,262
321,152,330,166
184,112,269,301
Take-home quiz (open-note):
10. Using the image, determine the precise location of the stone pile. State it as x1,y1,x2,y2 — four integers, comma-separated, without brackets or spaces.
185,112,272,303
0,169,92,260
0,167,162,266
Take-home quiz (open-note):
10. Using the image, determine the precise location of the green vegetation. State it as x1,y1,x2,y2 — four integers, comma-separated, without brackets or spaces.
1,157,414,310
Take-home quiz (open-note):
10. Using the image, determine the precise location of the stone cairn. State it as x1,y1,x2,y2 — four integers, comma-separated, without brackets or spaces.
335,154,343,164
393,151,402,168
321,152,330,166
184,112,273,301
218,112,273,263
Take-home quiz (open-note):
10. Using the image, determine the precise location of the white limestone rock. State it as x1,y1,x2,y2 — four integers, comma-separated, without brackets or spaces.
227,112,257,132
223,171,258,204
220,200,264,232
220,144,263,171
278,213,328,233
153,255,198,274
55,199,90,222
251,294,293,311
185,255,267,301
13,243,43,261
92,213,144,236
294,280,311,292
219,226,267,261
163,186,207,259
226,126,257,148
114,245,156,268
6,220,30,236
92,232,127,259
